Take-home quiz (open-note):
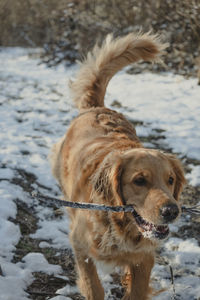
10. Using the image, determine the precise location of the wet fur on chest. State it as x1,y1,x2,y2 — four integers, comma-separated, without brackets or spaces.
82,210,157,265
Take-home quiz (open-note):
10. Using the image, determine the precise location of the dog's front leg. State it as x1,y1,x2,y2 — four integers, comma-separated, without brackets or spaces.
75,253,105,300
122,255,154,300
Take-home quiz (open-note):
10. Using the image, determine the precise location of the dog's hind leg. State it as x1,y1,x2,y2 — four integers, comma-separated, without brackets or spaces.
122,254,154,300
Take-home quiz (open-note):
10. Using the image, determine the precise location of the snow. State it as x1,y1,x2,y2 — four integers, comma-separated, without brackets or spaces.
0,47,200,299
186,165,200,186
153,237,200,300
18,252,62,275
0,253,62,300
107,71,200,160
30,212,71,249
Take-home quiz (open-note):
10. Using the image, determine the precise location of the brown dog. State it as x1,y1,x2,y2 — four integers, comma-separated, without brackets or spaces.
50,33,186,300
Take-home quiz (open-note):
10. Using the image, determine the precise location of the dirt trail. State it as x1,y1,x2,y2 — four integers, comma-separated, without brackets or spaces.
11,123,200,300
0,49,199,300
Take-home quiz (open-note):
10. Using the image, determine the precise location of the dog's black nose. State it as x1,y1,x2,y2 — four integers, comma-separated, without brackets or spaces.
160,203,179,223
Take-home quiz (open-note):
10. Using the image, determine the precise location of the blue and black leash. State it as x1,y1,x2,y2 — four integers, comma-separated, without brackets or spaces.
32,193,200,216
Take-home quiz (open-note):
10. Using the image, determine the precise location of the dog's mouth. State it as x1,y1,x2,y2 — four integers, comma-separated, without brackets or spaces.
132,210,169,240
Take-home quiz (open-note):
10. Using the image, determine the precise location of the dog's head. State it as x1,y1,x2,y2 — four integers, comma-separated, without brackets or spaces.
91,148,186,240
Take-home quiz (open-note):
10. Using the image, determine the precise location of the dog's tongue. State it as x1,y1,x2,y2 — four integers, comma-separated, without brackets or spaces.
154,224,169,239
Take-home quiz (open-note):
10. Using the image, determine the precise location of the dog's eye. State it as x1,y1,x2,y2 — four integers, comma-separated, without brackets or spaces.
168,176,174,185
133,177,147,186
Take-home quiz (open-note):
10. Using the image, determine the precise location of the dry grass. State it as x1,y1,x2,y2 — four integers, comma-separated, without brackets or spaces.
0,0,67,46
0,0,200,77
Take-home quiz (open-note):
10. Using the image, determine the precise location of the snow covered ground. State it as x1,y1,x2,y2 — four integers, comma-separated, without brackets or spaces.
0,48,199,300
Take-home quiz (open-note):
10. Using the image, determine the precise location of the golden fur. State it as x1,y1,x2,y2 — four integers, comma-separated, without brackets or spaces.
50,32,186,300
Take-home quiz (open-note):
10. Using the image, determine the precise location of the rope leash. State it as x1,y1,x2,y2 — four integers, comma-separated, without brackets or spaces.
33,194,135,213
33,193,200,216
181,204,200,216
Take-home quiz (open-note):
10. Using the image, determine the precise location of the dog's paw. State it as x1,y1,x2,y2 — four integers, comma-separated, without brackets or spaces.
122,294,132,300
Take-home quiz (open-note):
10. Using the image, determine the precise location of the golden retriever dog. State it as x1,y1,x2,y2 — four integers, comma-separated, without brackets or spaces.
50,33,186,300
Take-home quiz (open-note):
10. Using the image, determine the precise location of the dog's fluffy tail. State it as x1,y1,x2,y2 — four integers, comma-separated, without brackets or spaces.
70,32,166,110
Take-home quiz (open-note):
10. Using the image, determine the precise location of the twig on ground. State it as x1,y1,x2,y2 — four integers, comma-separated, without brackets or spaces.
181,204,200,216
169,265,176,300
0,265,3,276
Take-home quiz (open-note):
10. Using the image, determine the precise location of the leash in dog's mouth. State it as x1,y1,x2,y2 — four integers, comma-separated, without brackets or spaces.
32,193,199,240
132,209,169,240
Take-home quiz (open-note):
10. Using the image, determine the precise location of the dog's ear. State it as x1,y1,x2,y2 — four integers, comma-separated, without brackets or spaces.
91,154,124,206
167,154,186,200
110,159,124,206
